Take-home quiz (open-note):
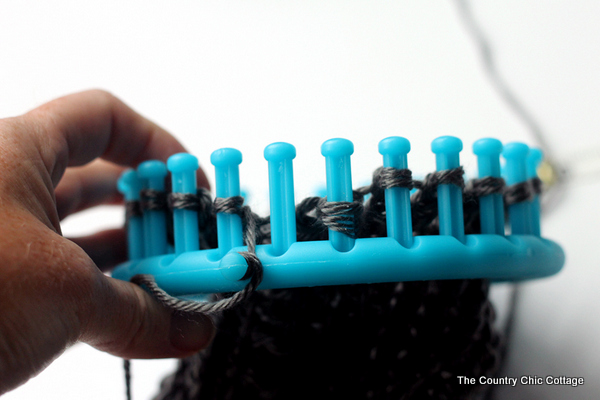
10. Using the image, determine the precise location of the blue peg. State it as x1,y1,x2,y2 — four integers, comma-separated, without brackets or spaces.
527,148,543,237
321,138,355,252
138,161,168,257
264,142,297,256
167,153,200,255
378,137,413,248
117,169,144,260
211,148,244,257
473,139,505,235
503,142,532,235
431,136,465,243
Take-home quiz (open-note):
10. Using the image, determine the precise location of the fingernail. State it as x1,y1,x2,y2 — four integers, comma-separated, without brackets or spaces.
169,313,215,353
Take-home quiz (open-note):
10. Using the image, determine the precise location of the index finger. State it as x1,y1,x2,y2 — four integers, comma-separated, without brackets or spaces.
23,89,209,188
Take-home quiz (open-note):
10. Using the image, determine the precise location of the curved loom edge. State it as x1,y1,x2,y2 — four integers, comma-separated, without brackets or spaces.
112,234,564,296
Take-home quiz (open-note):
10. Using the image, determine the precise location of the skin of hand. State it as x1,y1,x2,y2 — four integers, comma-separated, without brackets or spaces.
0,90,215,395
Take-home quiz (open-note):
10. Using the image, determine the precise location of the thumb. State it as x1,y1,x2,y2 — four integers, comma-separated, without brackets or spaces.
81,275,215,359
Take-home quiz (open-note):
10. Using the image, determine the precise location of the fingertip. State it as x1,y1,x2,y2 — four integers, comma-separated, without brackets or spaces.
85,278,214,360
169,312,215,354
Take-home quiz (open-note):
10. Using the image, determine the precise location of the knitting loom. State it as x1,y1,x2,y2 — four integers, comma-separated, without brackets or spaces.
112,136,564,298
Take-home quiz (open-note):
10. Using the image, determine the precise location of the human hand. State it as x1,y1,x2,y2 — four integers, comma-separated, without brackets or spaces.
0,90,214,395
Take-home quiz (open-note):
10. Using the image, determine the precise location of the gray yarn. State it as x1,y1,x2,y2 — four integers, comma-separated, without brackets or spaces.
132,194,263,315
467,177,505,198
131,255,262,314
530,177,542,195
317,199,364,239
141,189,168,211
414,167,466,191
213,197,244,215
377,167,414,190
168,193,201,211
168,188,214,213
123,359,131,400
125,201,142,220
294,196,328,241
504,178,542,206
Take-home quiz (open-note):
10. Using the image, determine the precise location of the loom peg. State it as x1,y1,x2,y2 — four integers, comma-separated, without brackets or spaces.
211,148,244,257
378,136,413,248
264,142,297,256
473,139,505,235
321,138,355,252
431,136,465,243
167,153,200,254
503,143,532,235
138,161,168,257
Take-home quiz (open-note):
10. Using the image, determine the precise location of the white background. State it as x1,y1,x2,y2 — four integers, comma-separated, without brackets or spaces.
1,1,598,399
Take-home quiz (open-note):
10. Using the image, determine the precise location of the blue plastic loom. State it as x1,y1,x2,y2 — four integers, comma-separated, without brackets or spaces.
112,136,564,298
